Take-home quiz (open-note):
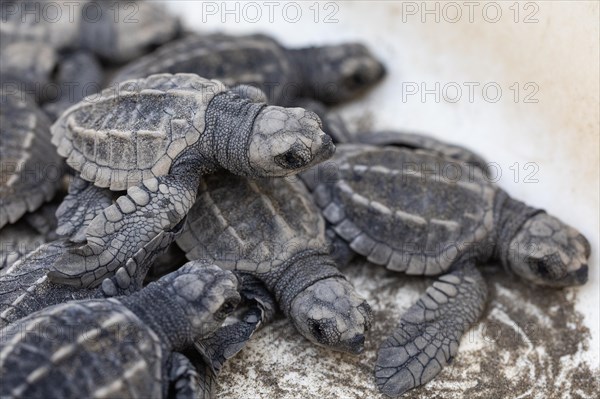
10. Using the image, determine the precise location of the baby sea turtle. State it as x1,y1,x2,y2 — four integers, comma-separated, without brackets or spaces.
1,0,180,63
302,144,590,396
48,73,335,288
43,51,104,120
0,85,64,229
176,171,372,354
0,262,240,399
112,33,386,106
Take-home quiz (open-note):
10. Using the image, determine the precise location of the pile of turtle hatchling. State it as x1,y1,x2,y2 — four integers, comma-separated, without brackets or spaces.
0,2,592,398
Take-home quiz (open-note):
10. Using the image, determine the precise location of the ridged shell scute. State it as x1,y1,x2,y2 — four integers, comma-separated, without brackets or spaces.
0,299,163,398
0,89,62,228
51,74,228,190
112,34,292,104
315,145,496,275
178,173,325,274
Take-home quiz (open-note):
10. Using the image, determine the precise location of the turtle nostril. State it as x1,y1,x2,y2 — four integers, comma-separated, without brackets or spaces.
348,334,365,354
575,264,589,285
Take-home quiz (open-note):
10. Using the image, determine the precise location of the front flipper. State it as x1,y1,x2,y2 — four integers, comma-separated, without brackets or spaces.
194,273,276,375
49,171,199,288
375,263,487,397
55,176,114,242
168,352,207,399
100,219,186,297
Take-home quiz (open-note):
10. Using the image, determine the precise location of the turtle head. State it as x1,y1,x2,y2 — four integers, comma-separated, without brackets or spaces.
162,261,241,339
290,278,372,354
295,43,386,104
248,106,335,177
507,213,590,287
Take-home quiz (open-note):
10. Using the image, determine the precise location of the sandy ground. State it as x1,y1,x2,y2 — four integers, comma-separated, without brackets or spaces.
164,1,600,397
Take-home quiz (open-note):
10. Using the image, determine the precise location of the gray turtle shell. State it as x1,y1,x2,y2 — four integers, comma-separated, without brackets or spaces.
0,298,165,398
51,74,228,190
306,144,496,275
112,33,295,104
1,0,180,62
0,88,63,228
177,172,327,274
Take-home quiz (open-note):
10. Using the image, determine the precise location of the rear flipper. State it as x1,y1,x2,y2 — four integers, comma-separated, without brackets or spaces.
55,176,114,242
375,263,487,397
358,131,491,175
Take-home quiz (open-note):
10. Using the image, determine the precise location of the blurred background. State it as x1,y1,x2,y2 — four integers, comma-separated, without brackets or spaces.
161,1,598,397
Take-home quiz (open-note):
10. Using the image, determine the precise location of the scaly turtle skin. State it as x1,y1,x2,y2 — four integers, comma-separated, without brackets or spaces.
112,33,386,106
0,185,182,328
188,273,277,399
0,85,64,228
0,201,59,273
1,0,180,63
302,144,590,397
48,73,335,288
0,262,240,399
177,171,372,354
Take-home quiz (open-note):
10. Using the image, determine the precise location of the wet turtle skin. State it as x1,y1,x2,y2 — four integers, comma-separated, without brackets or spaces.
302,143,590,397
47,73,335,290
177,171,372,355
0,262,240,399
112,33,386,106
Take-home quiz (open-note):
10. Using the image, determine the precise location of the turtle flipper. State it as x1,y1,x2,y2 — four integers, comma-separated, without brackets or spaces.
359,131,491,174
100,219,186,297
375,263,487,397
194,273,276,375
55,176,113,242
168,352,207,399
49,172,199,288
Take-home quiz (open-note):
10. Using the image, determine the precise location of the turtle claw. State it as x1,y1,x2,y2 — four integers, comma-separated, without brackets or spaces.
375,263,487,397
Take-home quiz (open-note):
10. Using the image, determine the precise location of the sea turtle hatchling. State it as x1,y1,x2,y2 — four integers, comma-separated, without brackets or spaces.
48,73,335,288
302,144,590,396
0,84,64,229
1,0,181,63
0,262,240,399
176,171,372,354
111,33,386,106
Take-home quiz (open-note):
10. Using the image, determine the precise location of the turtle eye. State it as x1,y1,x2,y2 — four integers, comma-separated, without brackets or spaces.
344,70,368,89
215,298,239,320
274,142,311,169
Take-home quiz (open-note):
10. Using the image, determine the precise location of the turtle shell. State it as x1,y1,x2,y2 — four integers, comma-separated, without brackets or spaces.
112,33,295,104
177,172,326,274
307,145,497,275
0,299,165,398
51,73,228,190
0,88,63,228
